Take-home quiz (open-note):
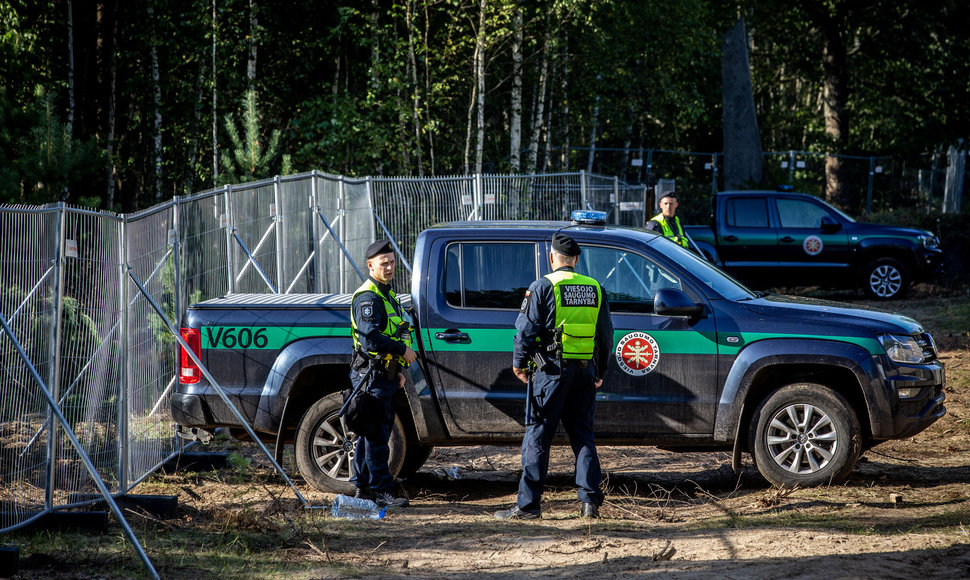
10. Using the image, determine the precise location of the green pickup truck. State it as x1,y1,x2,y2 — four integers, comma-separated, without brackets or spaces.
684,189,943,299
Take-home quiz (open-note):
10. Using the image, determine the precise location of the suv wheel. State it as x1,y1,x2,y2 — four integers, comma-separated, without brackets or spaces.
750,383,862,487
863,257,908,299
294,392,406,494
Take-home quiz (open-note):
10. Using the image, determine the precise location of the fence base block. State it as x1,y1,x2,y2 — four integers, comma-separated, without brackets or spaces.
0,545,18,577
68,493,179,519
20,511,110,534
162,451,229,473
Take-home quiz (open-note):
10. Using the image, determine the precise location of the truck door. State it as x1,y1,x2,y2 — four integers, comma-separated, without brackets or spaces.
421,239,539,434
716,195,777,286
575,245,718,436
772,195,851,285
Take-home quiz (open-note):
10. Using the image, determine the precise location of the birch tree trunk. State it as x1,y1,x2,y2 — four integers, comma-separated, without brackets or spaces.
65,0,74,200
406,0,424,176
586,76,601,173
509,5,523,173
212,0,219,183
474,0,486,174
560,32,570,171
247,0,257,88
527,32,549,173
105,0,118,209
149,0,163,200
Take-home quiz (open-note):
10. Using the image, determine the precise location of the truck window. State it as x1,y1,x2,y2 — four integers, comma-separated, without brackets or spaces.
575,246,681,313
444,242,537,309
725,197,769,228
776,198,832,228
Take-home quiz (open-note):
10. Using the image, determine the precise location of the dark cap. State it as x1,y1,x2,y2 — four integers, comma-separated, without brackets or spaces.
551,232,581,257
365,239,393,260
659,190,677,201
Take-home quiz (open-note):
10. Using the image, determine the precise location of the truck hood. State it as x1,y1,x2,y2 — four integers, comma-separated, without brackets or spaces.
847,221,933,239
741,294,925,335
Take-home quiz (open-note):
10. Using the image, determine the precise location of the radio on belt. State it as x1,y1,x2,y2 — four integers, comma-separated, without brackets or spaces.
570,210,608,225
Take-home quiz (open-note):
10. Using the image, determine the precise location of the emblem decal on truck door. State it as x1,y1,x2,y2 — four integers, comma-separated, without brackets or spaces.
615,331,660,376
803,235,824,256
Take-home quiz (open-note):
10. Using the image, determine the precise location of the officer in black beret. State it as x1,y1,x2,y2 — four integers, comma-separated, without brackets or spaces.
348,239,416,508
495,232,613,520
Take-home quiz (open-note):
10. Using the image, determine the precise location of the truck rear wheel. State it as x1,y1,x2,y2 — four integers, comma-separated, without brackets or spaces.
750,383,861,487
863,257,908,299
294,392,406,494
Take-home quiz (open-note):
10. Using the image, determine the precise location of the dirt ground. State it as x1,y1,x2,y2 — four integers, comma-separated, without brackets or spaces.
11,288,970,579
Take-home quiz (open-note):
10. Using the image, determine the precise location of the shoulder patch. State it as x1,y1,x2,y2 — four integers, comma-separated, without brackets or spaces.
360,301,375,320
519,290,532,313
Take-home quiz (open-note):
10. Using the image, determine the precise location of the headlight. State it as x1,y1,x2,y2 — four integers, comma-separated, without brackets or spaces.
879,334,925,364
919,234,939,250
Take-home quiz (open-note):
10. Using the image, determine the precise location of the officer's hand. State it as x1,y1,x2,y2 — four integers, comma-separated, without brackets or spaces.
513,367,529,384
594,378,603,389
397,372,407,390
402,346,418,364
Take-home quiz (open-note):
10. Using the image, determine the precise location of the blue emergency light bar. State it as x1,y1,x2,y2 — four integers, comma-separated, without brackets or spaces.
570,210,608,225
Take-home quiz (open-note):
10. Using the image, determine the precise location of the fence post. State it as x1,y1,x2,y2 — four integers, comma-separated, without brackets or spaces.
580,170,588,211
474,173,483,220
711,153,719,197
45,203,68,509
613,176,620,224
273,175,284,294
865,156,876,215
223,184,234,294
310,172,321,293
788,150,796,185
118,214,130,492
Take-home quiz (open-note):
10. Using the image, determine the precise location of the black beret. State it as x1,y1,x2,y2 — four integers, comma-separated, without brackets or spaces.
365,240,393,260
659,190,677,201
551,232,581,257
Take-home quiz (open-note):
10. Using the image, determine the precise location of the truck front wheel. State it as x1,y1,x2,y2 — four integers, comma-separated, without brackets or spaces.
863,257,908,299
294,392,406,494
750,383,862,487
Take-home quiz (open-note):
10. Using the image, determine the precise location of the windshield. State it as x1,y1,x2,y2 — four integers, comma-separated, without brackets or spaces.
816,196,857,223
652,237,757,300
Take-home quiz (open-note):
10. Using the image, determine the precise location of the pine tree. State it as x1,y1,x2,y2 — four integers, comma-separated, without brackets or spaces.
219,89,290,184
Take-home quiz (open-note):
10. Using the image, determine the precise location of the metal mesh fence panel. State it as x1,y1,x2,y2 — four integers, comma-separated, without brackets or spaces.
50,208,124,504
179,190,230,304
124,204,180,488
0,206,61,529
278,175,315,294
226,180,280,294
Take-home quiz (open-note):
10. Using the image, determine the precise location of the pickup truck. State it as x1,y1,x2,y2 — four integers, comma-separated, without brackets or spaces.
684,189,943,299
171,212,946,493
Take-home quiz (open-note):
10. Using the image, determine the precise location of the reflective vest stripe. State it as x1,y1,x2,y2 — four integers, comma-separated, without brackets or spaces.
650,213,689,248
543,270,603,359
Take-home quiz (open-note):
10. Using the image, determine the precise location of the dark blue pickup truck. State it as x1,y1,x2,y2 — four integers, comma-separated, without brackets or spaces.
172,213,945,493
685,189,943,299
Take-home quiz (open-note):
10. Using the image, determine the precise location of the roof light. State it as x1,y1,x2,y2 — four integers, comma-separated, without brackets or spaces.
571,210,608,225
777,185,794,192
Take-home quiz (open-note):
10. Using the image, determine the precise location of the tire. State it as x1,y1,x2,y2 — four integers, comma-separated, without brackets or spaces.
863,257,908,300
750,383,862,487
398,444,435,478
294,392,407,494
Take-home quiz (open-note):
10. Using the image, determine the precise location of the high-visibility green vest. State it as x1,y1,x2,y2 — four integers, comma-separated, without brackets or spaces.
544,269,603,360
351,279,413,366
650,213,689,248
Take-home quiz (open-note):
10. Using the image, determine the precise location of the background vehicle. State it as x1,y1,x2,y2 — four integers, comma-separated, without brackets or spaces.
685,189,943,299
172,215,945,492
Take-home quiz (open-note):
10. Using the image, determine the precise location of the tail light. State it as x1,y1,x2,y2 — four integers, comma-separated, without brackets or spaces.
178,328,202,384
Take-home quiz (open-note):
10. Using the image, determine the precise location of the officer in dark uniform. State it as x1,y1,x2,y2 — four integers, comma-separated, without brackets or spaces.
349,239,417,508
495,232,613,520
645,190,690,249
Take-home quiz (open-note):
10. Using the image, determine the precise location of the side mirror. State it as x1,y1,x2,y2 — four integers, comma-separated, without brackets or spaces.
820,215,842,233
654,288,703,317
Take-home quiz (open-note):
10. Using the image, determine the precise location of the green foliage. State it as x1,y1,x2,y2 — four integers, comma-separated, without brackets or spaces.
219,89,290,185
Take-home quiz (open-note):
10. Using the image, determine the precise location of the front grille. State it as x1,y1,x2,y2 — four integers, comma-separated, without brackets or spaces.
916,332,937,362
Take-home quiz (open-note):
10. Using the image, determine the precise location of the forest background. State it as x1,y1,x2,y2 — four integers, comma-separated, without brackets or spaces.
1,0,968,218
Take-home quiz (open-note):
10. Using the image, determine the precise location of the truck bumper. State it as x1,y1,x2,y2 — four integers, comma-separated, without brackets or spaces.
882,359,946,439
171,393,212,428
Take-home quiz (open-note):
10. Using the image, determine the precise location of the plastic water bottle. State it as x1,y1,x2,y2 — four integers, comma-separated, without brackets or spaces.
331,494,386,520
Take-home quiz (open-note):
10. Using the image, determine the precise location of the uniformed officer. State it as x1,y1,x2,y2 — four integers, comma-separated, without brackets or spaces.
645,190,690,248
349,239,417,508
495,232,613,520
